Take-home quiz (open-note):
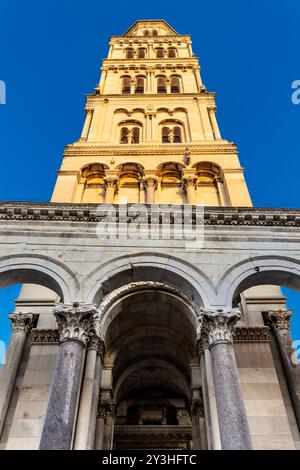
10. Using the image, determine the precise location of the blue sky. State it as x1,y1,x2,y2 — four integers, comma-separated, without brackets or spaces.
0,0,300,347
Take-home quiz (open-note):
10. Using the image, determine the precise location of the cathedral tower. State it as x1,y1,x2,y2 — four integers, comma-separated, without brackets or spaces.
51,19,252,208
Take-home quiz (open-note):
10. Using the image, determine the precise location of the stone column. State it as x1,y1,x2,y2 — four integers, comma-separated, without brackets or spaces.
0,313,35,437
104,174,118,204
95,397,115,450
39,302,97,450
197,333,221,450
267,309,300,429
144,174,157,204
215,177,227,206
200,308,253,450
73,332,105,450
182,171,197,205
80,109,93,141
208,107,221,140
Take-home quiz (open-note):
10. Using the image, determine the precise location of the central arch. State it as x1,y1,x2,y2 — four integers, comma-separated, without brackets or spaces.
97,281,203,450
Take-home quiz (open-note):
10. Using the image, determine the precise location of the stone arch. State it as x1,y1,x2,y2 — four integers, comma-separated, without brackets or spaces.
96,281,199,336
0,253,78,303
82,252,215,307
218,255,300,307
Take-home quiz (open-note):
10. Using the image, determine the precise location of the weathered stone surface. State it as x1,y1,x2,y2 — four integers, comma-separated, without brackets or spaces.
210,343,253,450
39,340,84,450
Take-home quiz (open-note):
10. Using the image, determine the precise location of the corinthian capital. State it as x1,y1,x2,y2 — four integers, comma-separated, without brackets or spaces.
267,309,292,330
9,312,35,334
53,302,98,347
199,308,241,347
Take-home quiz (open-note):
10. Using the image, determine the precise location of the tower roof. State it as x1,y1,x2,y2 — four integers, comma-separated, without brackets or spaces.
123,19,179,37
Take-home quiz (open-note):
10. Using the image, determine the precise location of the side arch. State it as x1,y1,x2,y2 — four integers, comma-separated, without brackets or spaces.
0,253,79,303
217,255,300,307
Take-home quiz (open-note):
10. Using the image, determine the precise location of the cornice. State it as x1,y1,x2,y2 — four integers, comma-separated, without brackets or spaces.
64,142,237,156
1,202,299,227
86,92,216,101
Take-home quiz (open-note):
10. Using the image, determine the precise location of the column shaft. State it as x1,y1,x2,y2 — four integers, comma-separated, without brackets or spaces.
80,110,93,141
0,314,34,437
73,347,97,449
39,340,85,450
208,108,221,139
203,349,221,449
210,342,252,449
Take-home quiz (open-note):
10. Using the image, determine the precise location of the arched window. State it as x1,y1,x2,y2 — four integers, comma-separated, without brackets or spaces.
157,76,167,93
125,48,134,59
135,76,145,94
120,126,140,144
121,76,131,94
152,30,158,37
156,48,164,58
171,76,180,93
168,48,176,58
161,126,182,143
144,30,150,37
137,48,146,59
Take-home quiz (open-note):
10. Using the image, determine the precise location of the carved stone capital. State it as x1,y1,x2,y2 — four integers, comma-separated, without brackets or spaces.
182,175,197,189
190,398,204,423
9,312,35,334
104,176,118,189
98,399,116,419
199,308,241,347
208,106,217,114
267,309,292,330
143,175,158,189
53,302,98,347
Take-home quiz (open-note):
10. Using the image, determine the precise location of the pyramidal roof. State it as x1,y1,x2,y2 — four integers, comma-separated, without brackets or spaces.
123,20,179,37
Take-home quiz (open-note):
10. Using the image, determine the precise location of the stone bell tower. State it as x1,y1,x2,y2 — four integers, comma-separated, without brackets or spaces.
1,20,299,452
51,19,252,208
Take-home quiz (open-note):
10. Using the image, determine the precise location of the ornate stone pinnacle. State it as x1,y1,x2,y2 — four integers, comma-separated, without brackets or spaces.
267,309,292,330
53,303,98,347
199,308,241,347
9,312,35,334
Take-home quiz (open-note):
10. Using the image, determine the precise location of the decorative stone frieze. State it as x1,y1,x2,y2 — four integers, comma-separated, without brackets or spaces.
1,202,300,227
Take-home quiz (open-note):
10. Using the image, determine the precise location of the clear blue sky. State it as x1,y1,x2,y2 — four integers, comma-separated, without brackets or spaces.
0,0,300,348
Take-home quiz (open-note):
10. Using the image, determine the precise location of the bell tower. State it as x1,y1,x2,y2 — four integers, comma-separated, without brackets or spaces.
51,19,252,208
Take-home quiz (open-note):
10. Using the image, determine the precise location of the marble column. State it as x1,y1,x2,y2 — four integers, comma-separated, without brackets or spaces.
200,308,253,450
104,176,118,204
80,109,93,141
267,309,300,429
144,175,157,204
182,172,197,205
0,313,35,437
39,302,97,450
73,332,105,449
208,107,221,140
